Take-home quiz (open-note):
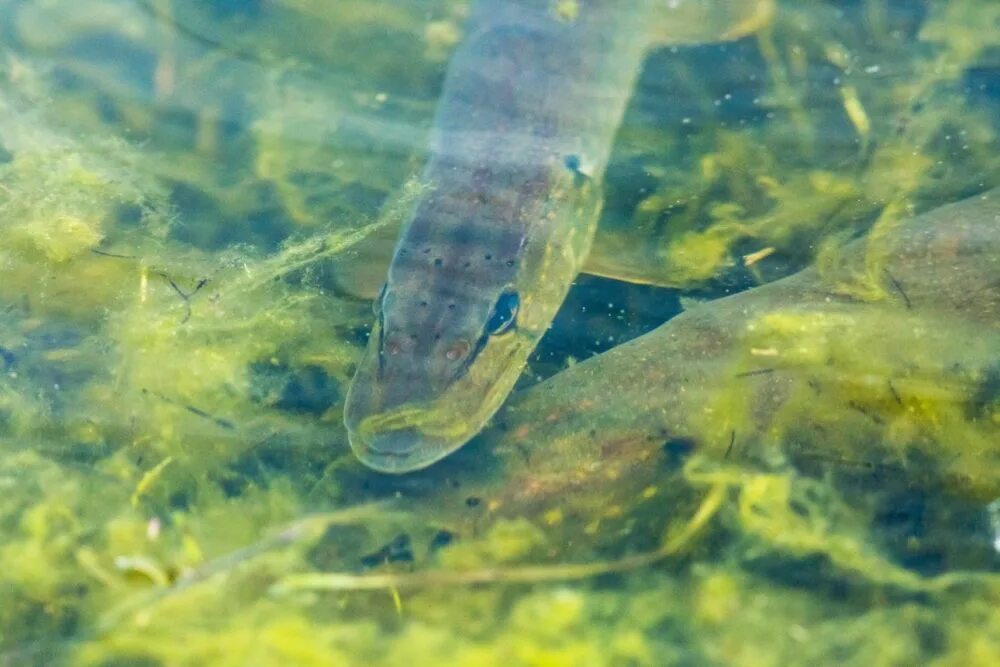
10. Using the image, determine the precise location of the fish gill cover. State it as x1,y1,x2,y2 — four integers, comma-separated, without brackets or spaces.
0,0,998,665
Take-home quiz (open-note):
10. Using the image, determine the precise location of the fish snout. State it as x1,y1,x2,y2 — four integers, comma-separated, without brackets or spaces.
343,331,486,473
347,425,451,474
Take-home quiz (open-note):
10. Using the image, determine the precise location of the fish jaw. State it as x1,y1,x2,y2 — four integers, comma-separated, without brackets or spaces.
344,324,532,473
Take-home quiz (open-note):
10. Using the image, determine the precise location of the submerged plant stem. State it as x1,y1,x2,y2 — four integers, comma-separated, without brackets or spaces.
271,481,729,594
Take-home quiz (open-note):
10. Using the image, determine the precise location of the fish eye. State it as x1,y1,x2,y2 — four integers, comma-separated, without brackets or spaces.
373,283,387,316
485,290,519,336
374,283,388,375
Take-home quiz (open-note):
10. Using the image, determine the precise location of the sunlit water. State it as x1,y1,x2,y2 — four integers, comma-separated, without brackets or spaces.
0,1,999,665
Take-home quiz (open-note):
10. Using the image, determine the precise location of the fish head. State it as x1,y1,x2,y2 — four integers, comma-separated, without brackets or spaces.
344,271,533,473
343,159,601,473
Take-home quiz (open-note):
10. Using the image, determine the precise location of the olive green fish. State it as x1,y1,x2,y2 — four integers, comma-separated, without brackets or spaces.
344,0,773,472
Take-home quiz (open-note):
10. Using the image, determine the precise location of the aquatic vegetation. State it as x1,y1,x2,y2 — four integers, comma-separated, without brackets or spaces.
0,0,998,665
604,0,1000,289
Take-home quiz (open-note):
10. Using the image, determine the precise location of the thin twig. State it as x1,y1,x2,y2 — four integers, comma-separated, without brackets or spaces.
271,482,729,595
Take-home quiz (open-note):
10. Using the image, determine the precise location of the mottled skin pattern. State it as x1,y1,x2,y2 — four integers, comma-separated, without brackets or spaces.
344,0,769,472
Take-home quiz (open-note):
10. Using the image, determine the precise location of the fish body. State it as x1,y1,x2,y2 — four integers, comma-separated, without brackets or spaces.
344,0,769,472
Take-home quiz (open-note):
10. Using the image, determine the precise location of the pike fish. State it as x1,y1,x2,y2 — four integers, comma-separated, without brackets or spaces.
344,0,772,472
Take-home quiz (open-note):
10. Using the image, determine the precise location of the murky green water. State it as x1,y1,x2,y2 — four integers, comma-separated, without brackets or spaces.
1,1,998,665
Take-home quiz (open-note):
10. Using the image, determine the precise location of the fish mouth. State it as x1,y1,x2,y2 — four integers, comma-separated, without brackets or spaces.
343,361,497,474
347,425,457,474
343,338,527,473
343,378,474,473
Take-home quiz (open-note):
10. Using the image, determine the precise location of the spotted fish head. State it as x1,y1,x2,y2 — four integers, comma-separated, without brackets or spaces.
343,171,600,473
344,271,533,473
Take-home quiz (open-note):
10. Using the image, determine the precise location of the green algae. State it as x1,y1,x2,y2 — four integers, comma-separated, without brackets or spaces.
0,0,999,665
599,0,1000,290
